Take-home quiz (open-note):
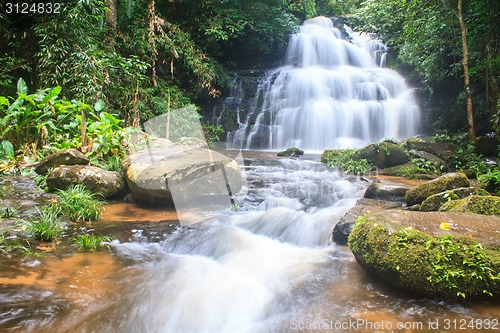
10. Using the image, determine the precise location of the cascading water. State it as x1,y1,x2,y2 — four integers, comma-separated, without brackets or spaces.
231,16,420,151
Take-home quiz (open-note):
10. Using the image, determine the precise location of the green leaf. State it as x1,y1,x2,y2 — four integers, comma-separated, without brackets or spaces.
0,96,9,107
2,140,15,159
17,78,28,95
94,99,105,112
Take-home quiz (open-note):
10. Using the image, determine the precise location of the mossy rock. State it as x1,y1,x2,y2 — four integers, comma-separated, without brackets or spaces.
320,149,343,163
348,212,500,300
35,149,89,175
47,165,127,198
363,182,408,201
439,195,500,216
354,142,409,168
420,187,490,212
377,163,419,176
277,147,304,157
406,141,460,162
405,172,470,206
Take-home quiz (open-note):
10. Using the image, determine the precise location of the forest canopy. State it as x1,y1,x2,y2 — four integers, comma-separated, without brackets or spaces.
1,0,499,141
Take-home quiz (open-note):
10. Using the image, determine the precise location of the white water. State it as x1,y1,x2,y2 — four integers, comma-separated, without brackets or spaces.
232,17,420,151
96,159,367,332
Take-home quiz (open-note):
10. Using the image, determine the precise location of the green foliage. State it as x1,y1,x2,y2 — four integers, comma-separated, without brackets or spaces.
325,149,373,175
56,185,104,222
0,206,21,219
73,234,112,252
452,144,490,175
355,0,500,135
0,231,34,257
478,167,500,193
411,157,444,175
27,208,64,241
400,166,423,180
202,124,225,143
426,235,499,298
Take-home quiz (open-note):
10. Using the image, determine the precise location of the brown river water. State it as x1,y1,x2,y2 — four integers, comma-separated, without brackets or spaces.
0,153,498,332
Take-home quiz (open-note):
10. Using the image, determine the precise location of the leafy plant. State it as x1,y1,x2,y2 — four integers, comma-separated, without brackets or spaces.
400,166,423,180
426,235,499,298
202,124,225,143
27,208,64,241
0,206,21,219
411,157,444,175
478,167,500,193
0,231,35,256
73,234,112,252
325,149,373,175
56,185,104,222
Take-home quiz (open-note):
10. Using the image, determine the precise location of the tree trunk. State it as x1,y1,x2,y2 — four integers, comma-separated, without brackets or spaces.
458,0,475,142
105,0,117,49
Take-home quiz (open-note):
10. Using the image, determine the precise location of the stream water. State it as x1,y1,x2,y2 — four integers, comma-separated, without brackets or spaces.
1,154,499,332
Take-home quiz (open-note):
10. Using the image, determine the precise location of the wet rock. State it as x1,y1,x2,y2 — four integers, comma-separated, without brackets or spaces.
475,135,499,157
35,149,89,175
405,172,470,206
363,182,408,201
409,150,446,169
277,148,304,157
122,146,243,205
47,165,126,198
354,141,409,168
377,163,419,176
406,204,421,211
348,210,500,300
439,195,500,216
332,199,400,245
406,141,459,162
420,187,489,212
320,149,343,163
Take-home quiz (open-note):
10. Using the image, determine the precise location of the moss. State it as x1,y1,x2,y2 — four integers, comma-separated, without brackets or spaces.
405,172,470,206
320,149,343,163
354,142,409,168
420,187,489,212
348,215,500,300
277,147,304,157
439,195,500,216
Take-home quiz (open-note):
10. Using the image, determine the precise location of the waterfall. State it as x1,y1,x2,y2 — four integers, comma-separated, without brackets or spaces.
231,16,420,151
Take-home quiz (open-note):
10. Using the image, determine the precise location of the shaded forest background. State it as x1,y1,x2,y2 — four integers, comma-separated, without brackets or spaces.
1,0,499,145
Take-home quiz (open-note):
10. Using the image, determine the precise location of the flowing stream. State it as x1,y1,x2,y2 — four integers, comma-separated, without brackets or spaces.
230,17,420,151
1,155,499,332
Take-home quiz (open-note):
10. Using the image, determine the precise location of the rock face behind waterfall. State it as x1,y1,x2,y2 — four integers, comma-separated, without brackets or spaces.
231,16,420,151
122,147,243,205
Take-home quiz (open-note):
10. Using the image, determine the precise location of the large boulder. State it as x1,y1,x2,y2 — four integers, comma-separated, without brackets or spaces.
420,187,489,212
475,135,499,157
405,172,470,206
354,141,409,168
332,198,400,245
122,146,243,205
363,182,408,201
406,141,459,162
348,210,500,300
409,150,446,169
35,149,89,175
439,195,500,216
47,165,126,198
